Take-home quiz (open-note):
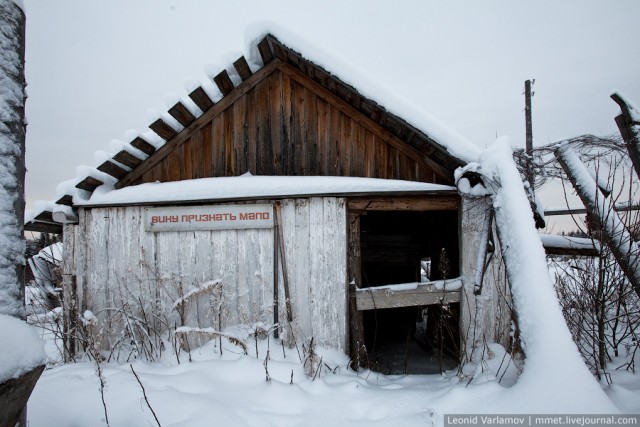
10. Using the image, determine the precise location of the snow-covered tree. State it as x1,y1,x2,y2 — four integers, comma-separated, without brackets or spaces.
0,0,27,318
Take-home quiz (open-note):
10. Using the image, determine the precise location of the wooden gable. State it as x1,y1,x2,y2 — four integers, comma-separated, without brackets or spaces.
114,35,463,190
27,34,466,233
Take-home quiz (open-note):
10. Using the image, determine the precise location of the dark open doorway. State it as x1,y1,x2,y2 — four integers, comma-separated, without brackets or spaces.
358,210,460,374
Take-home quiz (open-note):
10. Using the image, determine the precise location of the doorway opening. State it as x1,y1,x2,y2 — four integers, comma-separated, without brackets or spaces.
358,210,460,374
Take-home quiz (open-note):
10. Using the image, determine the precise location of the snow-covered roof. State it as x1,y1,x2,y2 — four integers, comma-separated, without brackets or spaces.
26,29,479,232
79,174,456,207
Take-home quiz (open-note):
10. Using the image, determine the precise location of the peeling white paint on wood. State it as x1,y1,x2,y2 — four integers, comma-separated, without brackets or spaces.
63,198,348,353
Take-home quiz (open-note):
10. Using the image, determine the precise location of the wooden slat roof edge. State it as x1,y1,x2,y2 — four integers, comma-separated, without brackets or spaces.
31,33,470,218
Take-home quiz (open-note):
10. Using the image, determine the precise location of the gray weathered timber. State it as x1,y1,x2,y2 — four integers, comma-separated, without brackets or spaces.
63,197,348,353
458,195,511,364
354,279,461,310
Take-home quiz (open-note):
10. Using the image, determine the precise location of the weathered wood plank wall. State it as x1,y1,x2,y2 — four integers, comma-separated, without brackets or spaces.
131,65,449,188
63,198,348,353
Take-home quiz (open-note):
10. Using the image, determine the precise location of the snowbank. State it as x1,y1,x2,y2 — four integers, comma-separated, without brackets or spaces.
0,314,46,382
455,137,617,412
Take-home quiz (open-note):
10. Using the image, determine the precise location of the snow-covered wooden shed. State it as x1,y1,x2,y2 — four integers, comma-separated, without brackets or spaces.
25,34,511,371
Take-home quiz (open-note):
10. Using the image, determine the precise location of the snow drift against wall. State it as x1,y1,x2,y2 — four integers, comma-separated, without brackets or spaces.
454,138,617,412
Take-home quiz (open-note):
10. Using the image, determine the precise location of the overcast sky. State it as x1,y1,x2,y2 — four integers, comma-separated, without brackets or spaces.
22,0,640,232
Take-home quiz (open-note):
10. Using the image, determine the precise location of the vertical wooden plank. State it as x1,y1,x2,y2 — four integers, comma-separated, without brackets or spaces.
74,209,87,322
363,130,374,177
305,86,318,175
233,94,248,174
87,207,110,348
282,73,302,175
255,227,274,322
182,138,193,180
224,106,236,176
340,113,352,176
211,114,225,176
62,223,76,360
347,211,365,362
374,135,388,178
245,87,257,175
191,131,204,179
201,123,213,177
316,98,329,176
269,70,282,174
165,150,182,182
255,77,270,175
192,230,215,329
328,105,341,175
307,198,322,346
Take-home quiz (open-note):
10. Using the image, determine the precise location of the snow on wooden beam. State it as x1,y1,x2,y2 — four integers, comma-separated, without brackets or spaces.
257,37,274,64
113,150,143,169
233,56,253,81
97,160,128,180
540,234,599,257
75,176,103,193
167,101,196,128
149,118,178,141
130,136,156,156
213,70,235,96
354,279,461,310
188,86,214,113
52,209,78,225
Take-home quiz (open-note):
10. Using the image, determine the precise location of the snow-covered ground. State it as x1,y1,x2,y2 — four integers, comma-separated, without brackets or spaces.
25,324,639,427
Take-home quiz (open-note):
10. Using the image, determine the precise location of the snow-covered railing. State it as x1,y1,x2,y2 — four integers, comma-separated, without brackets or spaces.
353,277,461,310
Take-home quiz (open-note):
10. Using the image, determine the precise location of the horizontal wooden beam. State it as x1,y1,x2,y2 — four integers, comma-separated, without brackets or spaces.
354,278,461,310
544,203,640,216
348,195,459,211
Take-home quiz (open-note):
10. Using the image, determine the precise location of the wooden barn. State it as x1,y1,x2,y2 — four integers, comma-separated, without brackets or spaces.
25,34,513,373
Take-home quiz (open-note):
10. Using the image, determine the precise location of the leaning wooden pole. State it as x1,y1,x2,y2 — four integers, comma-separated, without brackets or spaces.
555,142,640,299
611,92,640,182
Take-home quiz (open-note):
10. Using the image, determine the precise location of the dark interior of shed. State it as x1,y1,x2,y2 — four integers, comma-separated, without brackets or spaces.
359,210,460,374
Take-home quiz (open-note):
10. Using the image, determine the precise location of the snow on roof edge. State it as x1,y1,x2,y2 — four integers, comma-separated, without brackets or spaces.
78,175,456,207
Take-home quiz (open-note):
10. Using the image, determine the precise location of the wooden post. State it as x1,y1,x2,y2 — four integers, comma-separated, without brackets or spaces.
611,93,640,182
458,195,504,363
555,143,640,299
347,212,365,368
273,206,280,339
524,79,535,192
274,202,293,322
